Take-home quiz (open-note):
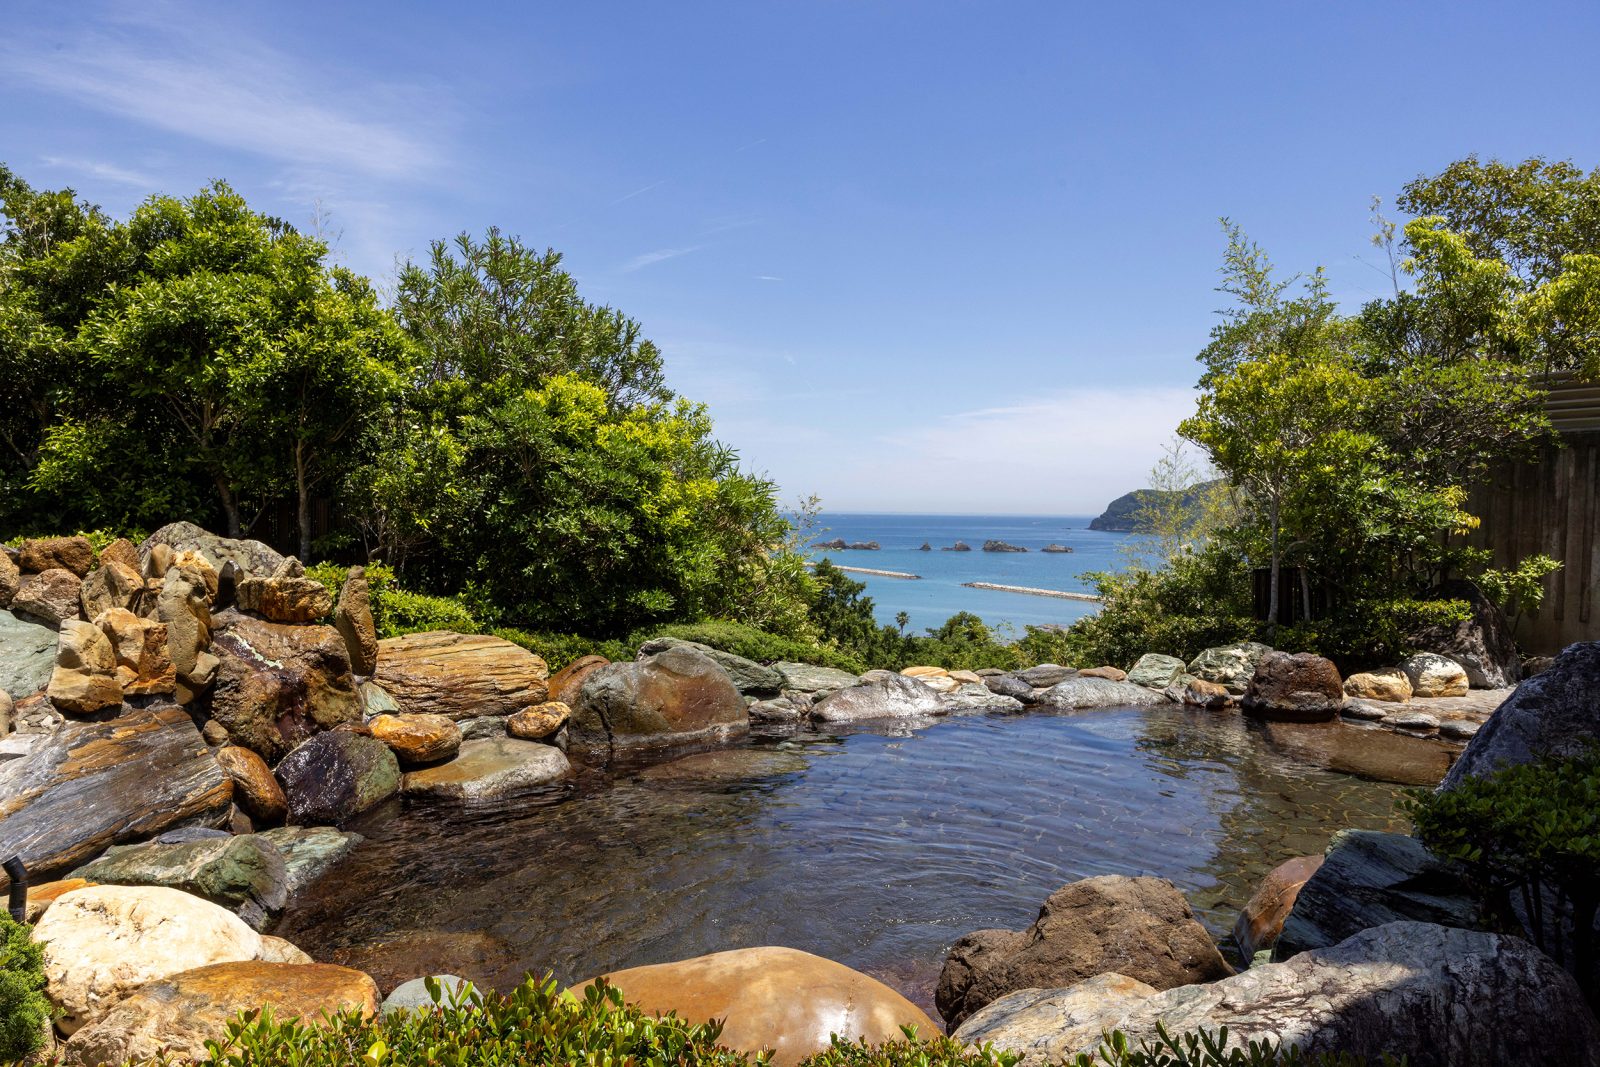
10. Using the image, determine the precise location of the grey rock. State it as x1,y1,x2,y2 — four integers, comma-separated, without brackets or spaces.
155,827,232,844
1443,641,1600,789
456,714,508,740
748,694,809,722
1016,663,1075,688
257,826,363,897
1034,676,1166,709
1340,700,1388,721
1388,710,1440,732
810,673,947,723
943,682,1025,712
636,636,783,695
73,834,288,930
773,662,860,693
1276,829,1481,960
382,975,471,1014
1439,719,1480,741
401,736,573,802
982,674,1036,702
139,521,286,578
568,646,748,753
0,608,56,699
957,921,1600,1067
1187,641,1273,694
1126,653,1187,689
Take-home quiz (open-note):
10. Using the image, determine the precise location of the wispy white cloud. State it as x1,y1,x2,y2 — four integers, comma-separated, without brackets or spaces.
40,155,160,189
620,245,702,273
756,274,784,282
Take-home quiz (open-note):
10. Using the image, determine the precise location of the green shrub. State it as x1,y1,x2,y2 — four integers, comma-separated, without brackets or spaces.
633,619,867,674
1278,597,1470,673
1073,1025,1405,1066
799,1025,1017,1066
494,628,632,672
0,914,50,1062
307,561,480,638
192,975,756,1067
1403,752,1600,989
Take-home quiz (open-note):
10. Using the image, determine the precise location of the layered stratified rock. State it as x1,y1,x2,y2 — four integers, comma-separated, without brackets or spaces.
375,631,549,719
576,947,938,1067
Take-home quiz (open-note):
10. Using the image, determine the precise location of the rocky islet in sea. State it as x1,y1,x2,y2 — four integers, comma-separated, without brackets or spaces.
0,522,1592,1064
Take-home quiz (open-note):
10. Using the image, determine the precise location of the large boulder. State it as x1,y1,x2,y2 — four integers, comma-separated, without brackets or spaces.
368,712,462,766
34,884,264,1034
1187,641,1272,694
1241,651,1343,722
568,645,747,752
1034,676,1165,708
1442,641,1600,789
1275,829,1482,960
1409,580,1520,689
1232,855,1323,960
935,874,1232,1028
637,636,783,695
140,521,286,578
274,731,400,826
216,745,288,824
46,618,122,714
809,672,947,723
575,947,937,1067
0,705,232,882
1343,668,1412,703
401,736,573,802
773,661,860,694
1401,652,1469,699
956,922,1600,1067
334,567,379,675
209,612,361,761
375,631,549,720
0,608,58,699
73,833,289,930
63,961,379,1067
12,567,83,626
19,535,95,577
1126,653,1187,689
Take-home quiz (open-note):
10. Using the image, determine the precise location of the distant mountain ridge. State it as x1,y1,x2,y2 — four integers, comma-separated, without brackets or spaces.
1089,481,1223,532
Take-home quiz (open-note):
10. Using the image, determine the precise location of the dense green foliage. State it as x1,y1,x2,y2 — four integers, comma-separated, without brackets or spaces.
0,915,50,1062
1403,753,1600,992
1074,1025,1404,1067
634,618,866,673
800,1027,1017,1067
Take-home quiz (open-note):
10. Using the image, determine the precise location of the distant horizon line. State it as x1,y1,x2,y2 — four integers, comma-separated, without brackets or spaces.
794,510,1103,519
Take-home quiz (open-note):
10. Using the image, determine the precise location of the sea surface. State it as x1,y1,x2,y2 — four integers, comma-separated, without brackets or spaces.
809,513,1130,635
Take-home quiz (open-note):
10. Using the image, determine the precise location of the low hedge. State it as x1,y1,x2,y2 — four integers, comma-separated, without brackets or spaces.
0,915,50,1063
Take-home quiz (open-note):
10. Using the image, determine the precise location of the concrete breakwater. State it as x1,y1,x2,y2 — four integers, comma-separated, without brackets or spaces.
829,565,922,580
962,581,1101,602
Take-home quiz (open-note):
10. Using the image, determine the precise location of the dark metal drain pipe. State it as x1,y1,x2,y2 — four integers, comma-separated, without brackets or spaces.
4,856,27,923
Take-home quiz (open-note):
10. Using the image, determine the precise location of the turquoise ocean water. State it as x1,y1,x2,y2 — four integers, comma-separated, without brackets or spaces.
810,513,1130,635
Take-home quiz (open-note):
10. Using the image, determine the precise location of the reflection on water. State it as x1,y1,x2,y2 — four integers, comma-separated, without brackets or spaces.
274,706,1417,1016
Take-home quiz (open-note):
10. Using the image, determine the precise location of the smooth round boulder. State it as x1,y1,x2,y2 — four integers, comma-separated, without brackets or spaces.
368,712,462,766
62,962,379,1067
809,672,947,723
1344,668,1413,703
576,947,938,1067
1126,653,1186,689
34,884,263,1034
1241,651,1343,722
216,745,288,824
507,701,570,741
569,646,747,752
935,874,1232,1028
381,974,470,1014
1401,652,1469,698
274,731,400,826
1232,854,1324,959
401,736,572,802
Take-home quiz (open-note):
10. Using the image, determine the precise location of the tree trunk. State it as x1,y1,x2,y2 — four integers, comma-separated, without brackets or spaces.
1267,496,1281,631
216,476,242,538
295,441,312,562
1300,567,1313,624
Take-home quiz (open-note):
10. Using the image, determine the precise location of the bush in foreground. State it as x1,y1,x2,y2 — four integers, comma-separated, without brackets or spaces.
1073,1025,1405,1066
0,914,51,1062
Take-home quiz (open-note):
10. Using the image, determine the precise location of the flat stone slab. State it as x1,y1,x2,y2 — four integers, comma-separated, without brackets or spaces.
401,736,572,802
1340,687,1512,744
1261,721,1458,787
0,706,233,882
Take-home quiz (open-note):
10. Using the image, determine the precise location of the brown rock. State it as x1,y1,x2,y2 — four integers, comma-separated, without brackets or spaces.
257,935,313,964
216,745,288,824
47,619,123,714
79,561,143,621
547,654,609,704
1078,665,1128,681
1344,669,1412,703
901,665,951,679
1242,651,1344,722
368,713,462,766
155,565,211,681
0,705,232,882
935,874,1232,1028
140,522,285,581
236,575,333,623
172,550,219,600
19,535,94,577
208,612,361,761
375,631,549,720
578,947,937,1067
507,701,570,741
97,538,140,573
62,961,378,1066
334,567,379,675
96,608,176,697
1232,855,1324,959
12,568,84,626
1183,677,1233,708
22,877,96,922
568,645,748,753
0,551,19,607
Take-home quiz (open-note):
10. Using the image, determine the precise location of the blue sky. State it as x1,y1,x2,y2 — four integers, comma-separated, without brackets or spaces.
4,2,1598,514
